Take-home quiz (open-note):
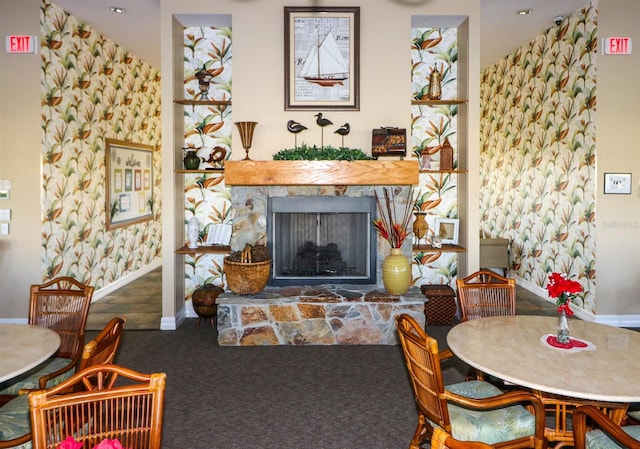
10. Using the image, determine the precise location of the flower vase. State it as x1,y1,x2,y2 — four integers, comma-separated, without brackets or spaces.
382,248,412,295
557,309,570,344
412,212,428,245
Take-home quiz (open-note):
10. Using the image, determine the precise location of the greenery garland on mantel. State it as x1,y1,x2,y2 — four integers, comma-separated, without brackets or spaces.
272,144,374,161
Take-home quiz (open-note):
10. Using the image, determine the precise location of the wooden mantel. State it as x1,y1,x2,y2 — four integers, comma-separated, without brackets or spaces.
224,160,419,186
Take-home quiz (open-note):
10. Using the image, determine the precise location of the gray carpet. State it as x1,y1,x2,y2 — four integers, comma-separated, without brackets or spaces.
91,320,466,449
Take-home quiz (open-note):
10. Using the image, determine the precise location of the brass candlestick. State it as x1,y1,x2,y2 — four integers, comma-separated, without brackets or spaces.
235,121,258,160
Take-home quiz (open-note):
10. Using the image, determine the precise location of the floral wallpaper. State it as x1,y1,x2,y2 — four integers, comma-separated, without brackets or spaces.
480,3,597,313
40,1,162,289
410,27,460,287
182,26,233,300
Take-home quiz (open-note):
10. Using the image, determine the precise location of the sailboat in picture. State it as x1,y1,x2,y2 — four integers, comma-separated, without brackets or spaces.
299,31,349,87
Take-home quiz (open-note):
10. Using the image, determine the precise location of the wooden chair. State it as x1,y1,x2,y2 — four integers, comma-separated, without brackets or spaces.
455,270,516,322
573,405,640,449
0,317,125,449
0,277,94,400
29,365,166,449
431,427,494,449
532,392,629,449
395,314,547,449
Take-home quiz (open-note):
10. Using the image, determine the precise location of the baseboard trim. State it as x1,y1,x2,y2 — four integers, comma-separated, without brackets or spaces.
92,260,161,301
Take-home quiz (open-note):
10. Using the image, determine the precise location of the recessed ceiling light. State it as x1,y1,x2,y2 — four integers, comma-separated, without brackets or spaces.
517,9,533,16
110,7,126,14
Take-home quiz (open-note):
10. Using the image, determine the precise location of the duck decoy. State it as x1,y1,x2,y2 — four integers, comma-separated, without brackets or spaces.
314,113,333,148
287,120,307,148
334,123,350,147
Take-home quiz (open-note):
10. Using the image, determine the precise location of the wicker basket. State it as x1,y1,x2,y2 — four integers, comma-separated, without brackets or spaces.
224,259,271,294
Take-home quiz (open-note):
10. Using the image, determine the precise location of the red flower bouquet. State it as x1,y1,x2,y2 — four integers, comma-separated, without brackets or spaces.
546,272,582,317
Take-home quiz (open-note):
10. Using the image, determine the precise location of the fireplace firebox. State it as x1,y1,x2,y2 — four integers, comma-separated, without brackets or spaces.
267,196,377,286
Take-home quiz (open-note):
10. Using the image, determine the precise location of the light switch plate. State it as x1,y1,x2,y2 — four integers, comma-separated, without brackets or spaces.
0,223,9,235
0,209,10,220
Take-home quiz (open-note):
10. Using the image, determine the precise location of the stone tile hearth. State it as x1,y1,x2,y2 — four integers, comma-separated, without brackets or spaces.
216,285,426,346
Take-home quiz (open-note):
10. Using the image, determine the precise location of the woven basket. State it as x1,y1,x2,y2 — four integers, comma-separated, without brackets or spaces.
224,258,271,295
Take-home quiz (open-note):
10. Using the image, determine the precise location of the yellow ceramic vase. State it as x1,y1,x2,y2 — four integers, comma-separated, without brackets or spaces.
382,248,412,295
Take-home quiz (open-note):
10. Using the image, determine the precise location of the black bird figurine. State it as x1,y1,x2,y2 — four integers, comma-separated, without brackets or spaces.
287,120,307,148
334,123,350,147
314,113,333,148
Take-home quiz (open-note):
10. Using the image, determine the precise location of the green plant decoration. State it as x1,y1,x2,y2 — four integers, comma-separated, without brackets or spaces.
272,144,374,161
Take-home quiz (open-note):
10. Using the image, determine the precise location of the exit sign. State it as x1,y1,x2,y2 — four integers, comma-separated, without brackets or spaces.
603,37,632,55
5,35,37,54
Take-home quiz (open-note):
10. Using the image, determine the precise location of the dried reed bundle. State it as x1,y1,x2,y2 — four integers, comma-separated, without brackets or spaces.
373,187,414,248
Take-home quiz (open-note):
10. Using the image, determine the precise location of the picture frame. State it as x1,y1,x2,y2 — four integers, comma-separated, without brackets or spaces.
434,218,459,245
284,6,360,111
106,139,155,230
604,172,632,195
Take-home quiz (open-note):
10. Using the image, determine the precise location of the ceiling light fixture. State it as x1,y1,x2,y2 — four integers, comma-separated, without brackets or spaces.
110,7,126,14
517,9,532,16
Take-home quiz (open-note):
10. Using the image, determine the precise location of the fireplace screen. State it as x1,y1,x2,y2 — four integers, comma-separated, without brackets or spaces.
268,196,377,286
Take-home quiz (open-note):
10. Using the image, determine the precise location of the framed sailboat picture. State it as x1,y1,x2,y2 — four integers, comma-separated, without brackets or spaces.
285,6,360,110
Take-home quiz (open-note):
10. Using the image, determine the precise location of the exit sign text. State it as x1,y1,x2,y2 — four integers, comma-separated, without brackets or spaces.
603,37,632,55
5,35,37,54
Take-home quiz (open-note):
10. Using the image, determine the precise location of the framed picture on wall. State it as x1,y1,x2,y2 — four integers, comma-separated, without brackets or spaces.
106,139,155,230
434,218,459,245
604,173,632,194
284,6,360,110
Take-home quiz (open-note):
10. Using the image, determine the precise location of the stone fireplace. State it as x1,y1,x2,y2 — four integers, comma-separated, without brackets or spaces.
218,160,424,346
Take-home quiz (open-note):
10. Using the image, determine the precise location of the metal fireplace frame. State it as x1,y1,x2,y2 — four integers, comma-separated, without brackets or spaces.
267,195,377,286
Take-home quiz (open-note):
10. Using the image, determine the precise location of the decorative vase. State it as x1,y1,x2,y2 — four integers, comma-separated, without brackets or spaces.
557,309,570,343
382,248,412,295
428,65,442,100
183,149,200,170
413,212,428,245
191,284,224,327
188,216,200,249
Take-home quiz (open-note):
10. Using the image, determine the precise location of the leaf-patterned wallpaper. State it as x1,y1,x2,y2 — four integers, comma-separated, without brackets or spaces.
182,27,233,301
41,1,162,289
480,3,597,313
410,27,460,288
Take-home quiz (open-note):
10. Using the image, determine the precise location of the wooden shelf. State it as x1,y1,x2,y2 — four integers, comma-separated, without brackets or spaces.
419,169,468,174
224,160,419,186
411,99,467,105
176,245,231,255
175,169,224,174
412,244,466,253
174,100,232,106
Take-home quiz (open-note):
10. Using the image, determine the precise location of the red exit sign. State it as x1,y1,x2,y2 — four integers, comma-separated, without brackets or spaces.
603,37,632,55
5,35,37,54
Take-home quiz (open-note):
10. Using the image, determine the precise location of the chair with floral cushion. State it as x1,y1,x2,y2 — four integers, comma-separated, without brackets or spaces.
0,317,126,449
0,277,94,402
395,314,547,449
573,405,640,449
430,427,494,449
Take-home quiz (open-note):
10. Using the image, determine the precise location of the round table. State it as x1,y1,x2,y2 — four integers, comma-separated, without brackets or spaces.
446,315,640,402
0,323,61,383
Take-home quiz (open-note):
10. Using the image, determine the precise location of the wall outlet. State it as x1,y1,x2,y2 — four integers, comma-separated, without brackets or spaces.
0,209,10,220
0,223,9,235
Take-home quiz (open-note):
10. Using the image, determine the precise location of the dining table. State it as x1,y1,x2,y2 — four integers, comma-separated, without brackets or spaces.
0,323,61,383
446,315,640,402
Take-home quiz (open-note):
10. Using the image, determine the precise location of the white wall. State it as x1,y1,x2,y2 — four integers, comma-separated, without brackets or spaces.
0,0,43,319
595,0,640,321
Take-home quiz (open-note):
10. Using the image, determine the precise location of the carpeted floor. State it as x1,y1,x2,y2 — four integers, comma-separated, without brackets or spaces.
89,320,465,449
